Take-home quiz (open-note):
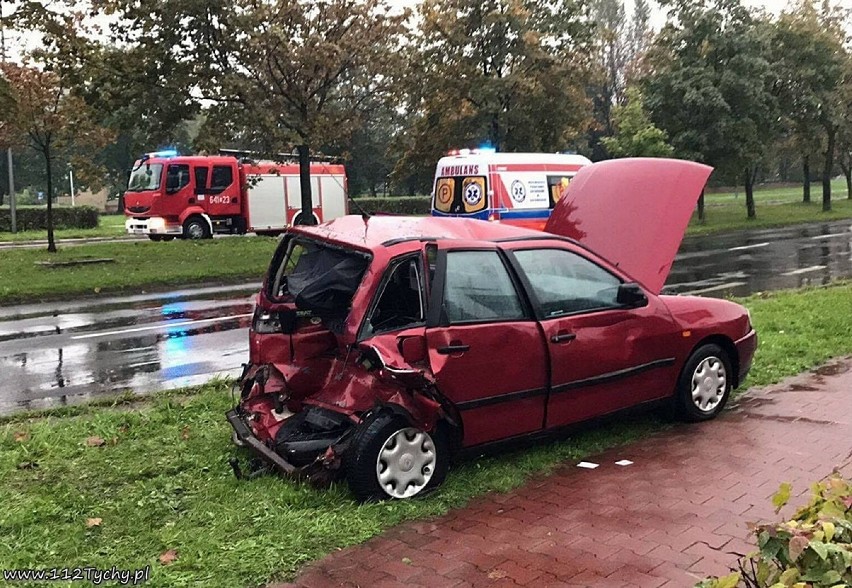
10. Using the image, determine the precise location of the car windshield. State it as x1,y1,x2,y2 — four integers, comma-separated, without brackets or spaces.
127,163,163,192
270,237,370,319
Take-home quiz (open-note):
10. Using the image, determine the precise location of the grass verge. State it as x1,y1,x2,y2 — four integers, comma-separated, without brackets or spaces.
0,238,277,305
2,282,852,586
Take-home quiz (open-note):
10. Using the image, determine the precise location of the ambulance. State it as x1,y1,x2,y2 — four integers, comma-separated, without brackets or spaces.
431,150,592,231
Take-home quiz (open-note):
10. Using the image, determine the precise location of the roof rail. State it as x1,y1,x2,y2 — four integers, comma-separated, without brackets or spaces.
217,148,343,164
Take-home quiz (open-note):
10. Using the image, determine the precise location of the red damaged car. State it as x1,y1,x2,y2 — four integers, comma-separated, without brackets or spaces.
227,158,757,501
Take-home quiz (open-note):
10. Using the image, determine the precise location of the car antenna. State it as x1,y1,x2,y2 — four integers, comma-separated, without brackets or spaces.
348,192,371,220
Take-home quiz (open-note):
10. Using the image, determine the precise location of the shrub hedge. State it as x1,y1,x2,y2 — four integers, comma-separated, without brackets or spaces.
0,206,100,232
354,196,431,215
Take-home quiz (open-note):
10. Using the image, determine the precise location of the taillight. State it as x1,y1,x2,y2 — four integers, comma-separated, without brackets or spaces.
252,307,282,334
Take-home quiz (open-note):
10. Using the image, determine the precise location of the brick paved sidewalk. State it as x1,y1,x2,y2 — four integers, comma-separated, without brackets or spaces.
281,359,852,588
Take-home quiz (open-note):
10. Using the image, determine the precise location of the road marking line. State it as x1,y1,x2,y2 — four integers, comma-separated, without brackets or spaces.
810,232,849,240
781,265,826,276
680,281,747,295
70,313,253,340
727,242,769,252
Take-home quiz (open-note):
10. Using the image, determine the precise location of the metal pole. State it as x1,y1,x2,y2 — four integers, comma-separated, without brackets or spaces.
6,150,14,232
69,167,75,206
1,3,16,233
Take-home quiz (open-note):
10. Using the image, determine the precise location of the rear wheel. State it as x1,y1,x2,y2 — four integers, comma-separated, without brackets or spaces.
676,344,732,422
183,217,210,240
345,413,449,502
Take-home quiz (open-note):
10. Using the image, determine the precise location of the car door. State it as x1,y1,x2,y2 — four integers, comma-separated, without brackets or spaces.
507,245,682,428
425,246,548,446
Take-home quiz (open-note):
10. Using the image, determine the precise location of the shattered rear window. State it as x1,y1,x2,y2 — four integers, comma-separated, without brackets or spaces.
269,237,370,318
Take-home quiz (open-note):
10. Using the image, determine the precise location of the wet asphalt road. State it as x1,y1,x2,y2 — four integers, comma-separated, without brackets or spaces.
1,220,850,415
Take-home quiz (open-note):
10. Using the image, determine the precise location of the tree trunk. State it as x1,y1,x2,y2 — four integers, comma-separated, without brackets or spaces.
802,155,811,203
822,128,835,212
697,190,705,223
744,168,756,220
296,144,316,225
842,162,852,200
45,145,56,253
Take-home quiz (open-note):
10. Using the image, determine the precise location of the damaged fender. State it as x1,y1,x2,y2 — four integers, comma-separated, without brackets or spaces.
229,338,452,482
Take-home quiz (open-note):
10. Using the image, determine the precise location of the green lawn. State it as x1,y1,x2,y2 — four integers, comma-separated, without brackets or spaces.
2,281,851,587
0,213,127,242
688,179,852,236
0,238,277,305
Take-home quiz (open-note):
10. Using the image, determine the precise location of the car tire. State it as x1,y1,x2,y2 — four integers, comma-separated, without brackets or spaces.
183,217,210,240
345,412,449,502
676,343,733,422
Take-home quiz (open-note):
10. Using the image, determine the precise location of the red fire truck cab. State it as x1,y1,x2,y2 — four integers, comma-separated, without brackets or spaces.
124,151,348,240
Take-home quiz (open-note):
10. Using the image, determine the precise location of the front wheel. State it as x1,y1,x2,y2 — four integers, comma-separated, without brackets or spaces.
183,217,210,240
345,413,449,502
676,344,733,422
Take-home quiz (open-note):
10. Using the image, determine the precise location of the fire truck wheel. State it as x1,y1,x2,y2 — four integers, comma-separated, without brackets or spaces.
183,217,211,240
292,212,320,226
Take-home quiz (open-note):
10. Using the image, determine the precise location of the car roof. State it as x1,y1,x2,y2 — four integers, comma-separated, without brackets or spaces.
291,215,558,250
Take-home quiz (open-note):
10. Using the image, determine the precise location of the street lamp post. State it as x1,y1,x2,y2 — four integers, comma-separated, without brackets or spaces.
68,165,75,207
0,2,17,233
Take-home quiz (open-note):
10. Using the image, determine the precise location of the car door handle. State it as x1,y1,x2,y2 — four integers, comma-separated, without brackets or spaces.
550,332,576,344
437,344,470,355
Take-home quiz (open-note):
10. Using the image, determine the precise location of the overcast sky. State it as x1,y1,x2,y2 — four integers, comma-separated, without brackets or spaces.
2,0,851,61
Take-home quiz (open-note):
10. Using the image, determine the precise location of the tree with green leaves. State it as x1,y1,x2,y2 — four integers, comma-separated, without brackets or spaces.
770,1,849,211
645,0,779,220
193,0,409,224
0,62,111,251
601,87,673,157
395,0,594,191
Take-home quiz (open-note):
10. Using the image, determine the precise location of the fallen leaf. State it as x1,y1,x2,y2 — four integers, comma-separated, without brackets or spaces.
181,426,190,440
16,461,38,470
109,437,119,446
94,287,101,294
86,518,102,528
13,431,29,443
401,557,412,565
159,549,178,565
85,436,105,447
488,570,508,580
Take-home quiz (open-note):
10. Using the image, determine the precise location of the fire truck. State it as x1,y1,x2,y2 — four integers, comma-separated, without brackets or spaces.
124,150,348,240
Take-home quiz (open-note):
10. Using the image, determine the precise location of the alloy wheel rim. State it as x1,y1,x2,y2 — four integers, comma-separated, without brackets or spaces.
691,356,727,412
188,223,204,239
376,427,436,499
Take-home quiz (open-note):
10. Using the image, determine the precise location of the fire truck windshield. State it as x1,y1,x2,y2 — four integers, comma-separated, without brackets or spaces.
127,164,163,192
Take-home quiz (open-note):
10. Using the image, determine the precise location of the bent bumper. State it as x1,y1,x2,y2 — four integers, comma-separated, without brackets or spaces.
226,409,296,475
735,329,758,386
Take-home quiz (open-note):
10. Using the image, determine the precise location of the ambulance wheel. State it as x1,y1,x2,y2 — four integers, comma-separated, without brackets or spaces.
345,413,449,502
183,217,211,240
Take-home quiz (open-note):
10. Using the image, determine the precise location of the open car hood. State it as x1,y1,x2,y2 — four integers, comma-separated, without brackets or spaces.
544,158,713,294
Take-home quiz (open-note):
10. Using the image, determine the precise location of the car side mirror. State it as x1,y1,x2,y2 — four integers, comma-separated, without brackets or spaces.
399,335,427,364
617,282,648,308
